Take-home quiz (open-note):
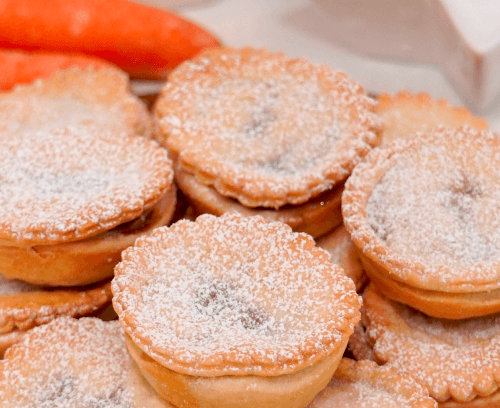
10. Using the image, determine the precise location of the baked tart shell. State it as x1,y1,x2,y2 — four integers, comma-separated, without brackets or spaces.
126,333,346,408
0,185,176,286
174,159,343,239
363,284,500,403
155,47,380,209
343,127,500,318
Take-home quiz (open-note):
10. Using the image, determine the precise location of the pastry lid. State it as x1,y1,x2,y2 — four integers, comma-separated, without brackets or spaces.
112,213,361,376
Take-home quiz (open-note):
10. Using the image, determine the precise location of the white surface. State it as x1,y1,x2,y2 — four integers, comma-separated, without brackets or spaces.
143,0,500,131
440,0,500,52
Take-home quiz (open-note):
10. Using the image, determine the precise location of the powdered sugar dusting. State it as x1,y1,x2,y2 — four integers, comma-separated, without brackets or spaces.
0,318,169,408
344,127,500,288
0,280,111,333
310,378,410,408
399,304,500,344
156,48,380,208
364,286,500,402
0,67,152,139
0,125,172,244
170,76,342,176
309,359,436,408
376,92,488,147
0,95,121,136
112,213,360,375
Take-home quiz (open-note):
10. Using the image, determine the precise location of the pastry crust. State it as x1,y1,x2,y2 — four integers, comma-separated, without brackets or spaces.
0,185,176,286
5,66,153,138
113,213,360,376
363,284,500,403
308,358,437,407
440,390,500,407
0,68,172,246
0,128,172,246
126,333,346,408
174,159,343,238
0,68,176,286
362,256,500,319
377,91,488,147
0,318,172,407
342,127,500,318
0,278,112,334
316,224,367,291
155,47,380,209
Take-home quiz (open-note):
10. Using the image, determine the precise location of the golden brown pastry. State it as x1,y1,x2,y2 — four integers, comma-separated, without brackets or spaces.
0,69,176,286
363,284,500,405
343,126,500,319
316,224,367,292
308,358,437,407
347,321,376,362
0,317,172,407
0,66,153,138
0,272,112,357
112,213,361,408
377,91,488,147
154,47,380,237
0,274,111,358
172,164,344,238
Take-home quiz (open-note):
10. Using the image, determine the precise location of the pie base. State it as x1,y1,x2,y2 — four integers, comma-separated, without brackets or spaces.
174,162,343,239
0,185,176,286
362,254,500,319
125,333,346,408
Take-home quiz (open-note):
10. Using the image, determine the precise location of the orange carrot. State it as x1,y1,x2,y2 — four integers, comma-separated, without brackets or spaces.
0,49,114,91
0,0,221,79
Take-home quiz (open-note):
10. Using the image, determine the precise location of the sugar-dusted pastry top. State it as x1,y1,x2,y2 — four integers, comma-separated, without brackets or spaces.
112,213,361,376
0,67,173,246
155,47,380,208
363,284,500,402
343,127,500,291
0,125,172,246
0,67,152,138
377,91,488,147
0,318,171,408
309,358,437,408
0,272,111,333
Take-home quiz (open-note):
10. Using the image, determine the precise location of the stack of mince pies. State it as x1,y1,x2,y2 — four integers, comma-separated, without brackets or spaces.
3,45,500,408
0,66,176,354
343,125,500,406
154,47,381,239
